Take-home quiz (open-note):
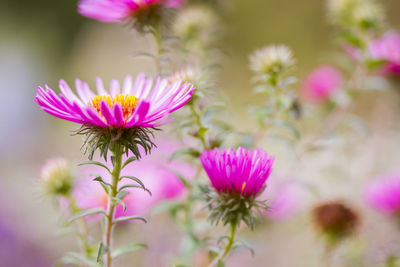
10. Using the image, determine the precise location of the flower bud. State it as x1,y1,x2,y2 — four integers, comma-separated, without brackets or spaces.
312,201,359,244
249,45,295,82
40,158,74,196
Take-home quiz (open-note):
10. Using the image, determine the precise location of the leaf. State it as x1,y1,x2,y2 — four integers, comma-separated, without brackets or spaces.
112,197,127,212
116,190,130,201
93,176,111,194
120,176,146,190
119,184,152,196
121,156,137,169
111,243,147,259
169,148,201,161
96,243,109,263
69,208,106,223
79,161,111,174
62,252,101,267
113,216,147,225
233,240,255,256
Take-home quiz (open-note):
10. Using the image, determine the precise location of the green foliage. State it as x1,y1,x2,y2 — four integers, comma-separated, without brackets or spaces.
68,208,106,223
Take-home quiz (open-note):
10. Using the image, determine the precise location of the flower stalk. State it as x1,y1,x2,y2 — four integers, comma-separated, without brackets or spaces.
208,223,237,267
104,143,123,267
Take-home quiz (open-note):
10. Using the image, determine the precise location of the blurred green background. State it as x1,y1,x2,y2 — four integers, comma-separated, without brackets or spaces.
1,0,400,266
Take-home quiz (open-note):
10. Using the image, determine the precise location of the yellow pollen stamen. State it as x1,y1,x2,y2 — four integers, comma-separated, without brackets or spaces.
241,182,247,193
89,94,139,121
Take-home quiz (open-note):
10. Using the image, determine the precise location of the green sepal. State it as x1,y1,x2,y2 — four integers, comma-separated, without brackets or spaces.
111,243,147,259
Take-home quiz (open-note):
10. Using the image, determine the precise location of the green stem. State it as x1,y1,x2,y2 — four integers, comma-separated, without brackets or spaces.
66,194,92,257
208,223,237,267
190,100,208,150
151,24,163,75
104,144,123,267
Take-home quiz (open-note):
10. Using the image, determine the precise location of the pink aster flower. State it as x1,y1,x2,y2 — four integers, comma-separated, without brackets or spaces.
301,65,343,102
78,0,184,23
75,136,195,219
35,73,194,129
369,32,400,75
364,172,400,215
200,147,274,227
200,147,274,198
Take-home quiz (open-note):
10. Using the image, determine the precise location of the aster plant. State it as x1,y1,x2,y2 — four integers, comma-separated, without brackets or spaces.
36,73,194,266
200,147,274,266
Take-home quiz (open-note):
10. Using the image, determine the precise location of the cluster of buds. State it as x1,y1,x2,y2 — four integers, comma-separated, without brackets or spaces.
40,158,74,196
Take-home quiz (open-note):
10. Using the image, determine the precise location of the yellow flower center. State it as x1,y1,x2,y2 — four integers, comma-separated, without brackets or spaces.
89,94,139,121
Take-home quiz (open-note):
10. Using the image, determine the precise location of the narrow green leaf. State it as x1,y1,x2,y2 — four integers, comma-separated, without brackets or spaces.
69,208,106,223
119,184,152,196
121,156,137,169
79,161,111,174
112,197,127,212
120,176,146,189
113,216,147,225
111,243,147,259
116,190,130,201
93,176,111,194
96,242,109,263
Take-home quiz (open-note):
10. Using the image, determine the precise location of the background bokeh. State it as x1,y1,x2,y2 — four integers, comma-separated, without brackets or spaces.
1,0,400,266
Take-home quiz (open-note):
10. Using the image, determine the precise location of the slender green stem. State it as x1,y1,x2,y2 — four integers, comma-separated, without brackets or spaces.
66,193,92,257
190,100,208,150
208,223,237,267
104,144,123,267
151,24,163,75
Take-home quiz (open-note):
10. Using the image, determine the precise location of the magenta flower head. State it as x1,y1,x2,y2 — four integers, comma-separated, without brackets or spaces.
78,0,184,30
369,32,400,75
364,172,400,216
35,73,194,159
200,147,274,228
301,65,343,103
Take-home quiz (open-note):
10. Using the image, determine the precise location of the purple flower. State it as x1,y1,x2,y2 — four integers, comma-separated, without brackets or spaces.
364,172,400,215
75,136,195,219
35,73,194,129
200,147,274,198
78,0,184,23
301,65,343,102
369,32,400,74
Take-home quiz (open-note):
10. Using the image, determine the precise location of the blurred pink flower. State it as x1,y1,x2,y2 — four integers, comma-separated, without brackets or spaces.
301,66,343,102
264,180,306,222
200,147,274,198
75,136,195,219
364,172,400,215
78,0,184,22
369,32,400,75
